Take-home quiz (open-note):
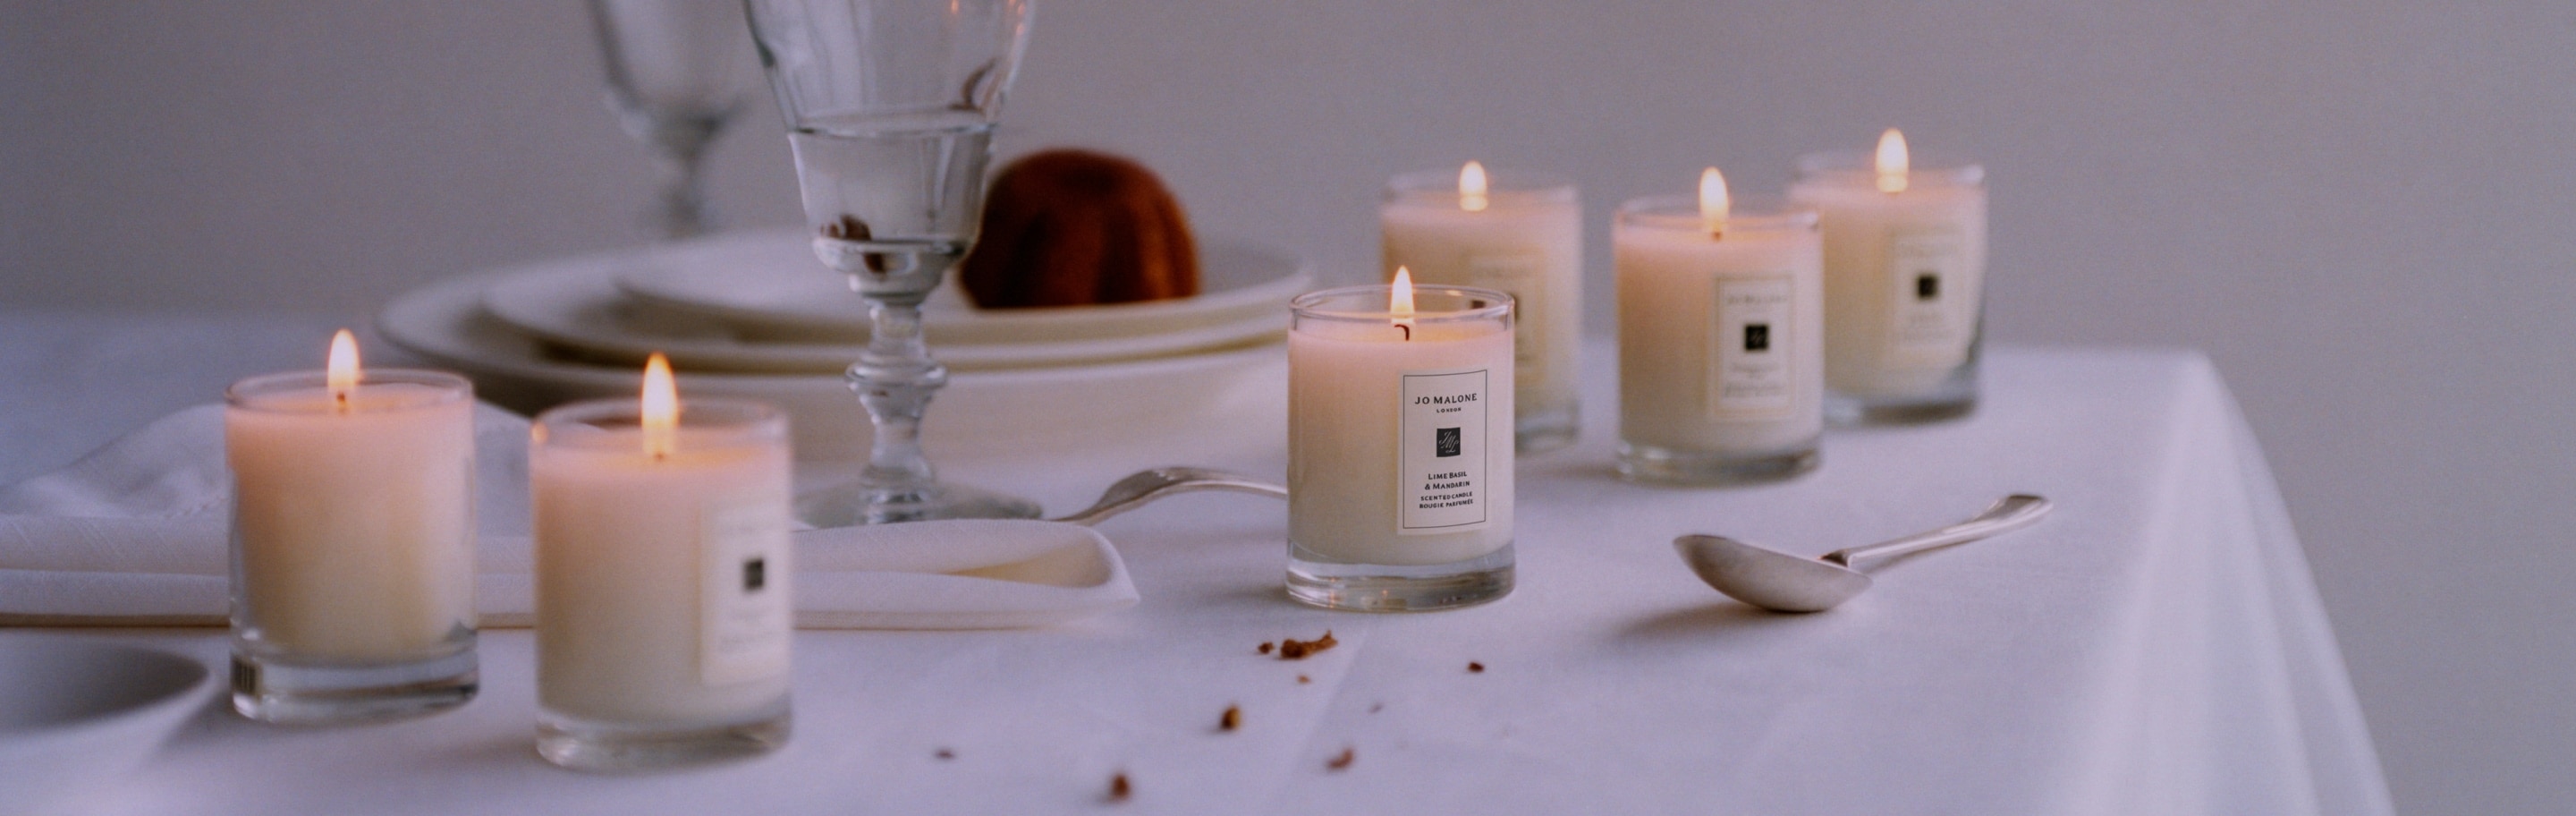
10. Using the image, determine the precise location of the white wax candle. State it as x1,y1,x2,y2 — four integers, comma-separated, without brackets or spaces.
1614,192,1825,457
226,361,476,662
533,395,792,726
1288,284,1515,565
1380,165,1580,446
1789,135,1989,399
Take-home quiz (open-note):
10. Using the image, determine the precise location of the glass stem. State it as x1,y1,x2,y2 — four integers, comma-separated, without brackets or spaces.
651,150,710,242
851,293,946,514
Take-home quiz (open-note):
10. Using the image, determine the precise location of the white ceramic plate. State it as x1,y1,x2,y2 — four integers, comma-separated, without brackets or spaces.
481,259,1286,374
378,269,1287,463
610,229,1313,344
0,637,216,814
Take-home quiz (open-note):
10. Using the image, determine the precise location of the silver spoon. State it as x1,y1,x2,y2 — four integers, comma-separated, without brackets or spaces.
1674,494,2053,613
1050,466,1288,526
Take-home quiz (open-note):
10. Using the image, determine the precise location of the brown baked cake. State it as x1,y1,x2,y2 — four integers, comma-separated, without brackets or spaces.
959,149,1200,309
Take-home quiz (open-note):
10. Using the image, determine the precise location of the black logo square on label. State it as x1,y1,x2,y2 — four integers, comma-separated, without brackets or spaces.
1743,323,1770,353
1916,273,1941,301
743,557,767,592
1436,427,1462,457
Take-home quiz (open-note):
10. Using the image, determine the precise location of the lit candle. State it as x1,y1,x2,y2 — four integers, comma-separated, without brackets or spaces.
225,329,478,723
1285,276,1516,611
1614,169,1826,483
1790,129,1989,421
1380,161,1582,452
531,353,794,769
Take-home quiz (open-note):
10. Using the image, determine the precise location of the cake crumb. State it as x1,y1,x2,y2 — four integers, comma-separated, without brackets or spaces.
1277,630,1338,659
1468,661,1485,673
1219,704,1241,732
1326,746,1356,770
1258,642,1275,655
1107,771,1132,803
1297,675,1310,684
1368,702,1384,714
934,747,954,761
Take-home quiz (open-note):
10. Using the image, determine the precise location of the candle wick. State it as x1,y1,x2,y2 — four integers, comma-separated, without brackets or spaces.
1398,324,1411,341
334,389,350,413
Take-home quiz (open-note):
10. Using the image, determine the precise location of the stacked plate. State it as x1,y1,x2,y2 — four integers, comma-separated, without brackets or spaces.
379,229,1309,461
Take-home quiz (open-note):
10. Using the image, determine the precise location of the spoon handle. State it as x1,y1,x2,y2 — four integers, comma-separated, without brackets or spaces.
1822,494,2052,568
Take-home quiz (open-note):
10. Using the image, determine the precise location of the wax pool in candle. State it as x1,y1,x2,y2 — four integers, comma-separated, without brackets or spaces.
532,364,792,762
225,342,476,663
1614,175,1825,481
1380,164,1581,451
1287,282,1515,571
1789,131,1989,408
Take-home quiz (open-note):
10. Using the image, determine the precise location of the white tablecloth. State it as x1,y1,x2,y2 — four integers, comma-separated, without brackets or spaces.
0,310,2391,815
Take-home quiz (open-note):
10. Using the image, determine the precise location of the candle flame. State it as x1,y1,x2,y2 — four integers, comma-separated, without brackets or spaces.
1875,128,1910,194
641,353,678,460
1459,160,1489,212
1391,266,1417,340
1699,166,1730,239
326,329,359,411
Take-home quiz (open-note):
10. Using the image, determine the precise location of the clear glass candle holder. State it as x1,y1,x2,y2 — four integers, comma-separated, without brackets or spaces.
1380,167,1582,453
1790,151,1988,422
1614,195,1826,484
531,397,794,771
225,368,479,724
1287,285,1516,612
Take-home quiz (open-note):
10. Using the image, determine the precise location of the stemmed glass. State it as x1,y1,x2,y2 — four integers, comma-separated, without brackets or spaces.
588,0,759,241
745,0,1038,525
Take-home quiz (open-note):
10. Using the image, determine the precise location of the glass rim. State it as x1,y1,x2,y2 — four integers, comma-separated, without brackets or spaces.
1616,194,1819,233
225,368,471,412
1793,150,1985,187
1292,284,1515,325
1384,167,1577,205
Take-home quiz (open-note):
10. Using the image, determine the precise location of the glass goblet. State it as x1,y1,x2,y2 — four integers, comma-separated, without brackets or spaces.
745,0,1038,525
589,0,759,241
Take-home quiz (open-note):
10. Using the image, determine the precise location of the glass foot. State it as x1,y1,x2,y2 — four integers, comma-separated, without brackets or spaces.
794,478,1041,527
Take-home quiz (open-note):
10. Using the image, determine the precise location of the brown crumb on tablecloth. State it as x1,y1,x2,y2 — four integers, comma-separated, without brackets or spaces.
1277,630,1337,659
1107,771,1132,803
1219,704,1241,731
1297,674,1310,684
1468,661,1485,673
1258,642,1274,655
934,747,954,761
1368,701,1384,713
1326,746,1356,770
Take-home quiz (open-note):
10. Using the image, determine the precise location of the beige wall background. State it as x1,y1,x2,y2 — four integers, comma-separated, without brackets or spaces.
5,2,2572,811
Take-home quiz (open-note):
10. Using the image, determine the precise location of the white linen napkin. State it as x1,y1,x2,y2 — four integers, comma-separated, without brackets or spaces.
0,404,1136,629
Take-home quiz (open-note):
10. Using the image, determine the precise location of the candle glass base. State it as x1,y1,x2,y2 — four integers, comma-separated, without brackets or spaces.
537,698,791,772
229,635,476,725
1615,440,1819,486
1826,357,1979,425
1285,543,1514,613
1515,397,1580,454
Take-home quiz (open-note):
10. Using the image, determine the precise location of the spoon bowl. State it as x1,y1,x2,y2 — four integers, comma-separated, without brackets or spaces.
1674,494,2051,613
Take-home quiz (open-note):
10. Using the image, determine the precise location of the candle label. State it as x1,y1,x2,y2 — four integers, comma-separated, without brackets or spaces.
699,495,792,686
1708,275,1797,419
1399,367,1492,533
1463,251,1549,388
1884,227,1976,369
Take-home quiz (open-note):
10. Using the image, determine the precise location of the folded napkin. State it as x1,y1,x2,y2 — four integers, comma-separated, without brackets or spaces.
0,404,1136,629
